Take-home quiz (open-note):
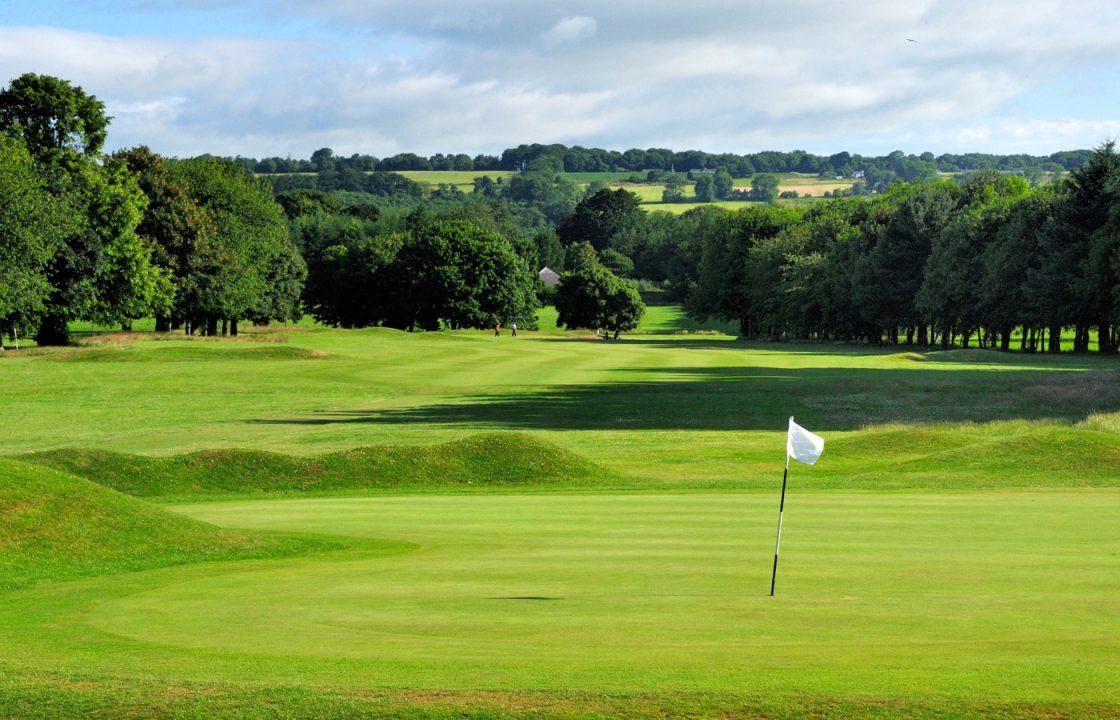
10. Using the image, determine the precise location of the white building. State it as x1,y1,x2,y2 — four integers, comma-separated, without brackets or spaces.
539,267,561,287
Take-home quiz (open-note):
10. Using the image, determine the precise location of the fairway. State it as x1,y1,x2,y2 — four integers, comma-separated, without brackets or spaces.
3,317,1120,717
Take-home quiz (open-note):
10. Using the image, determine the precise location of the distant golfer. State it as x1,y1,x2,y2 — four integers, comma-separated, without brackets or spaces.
511,322,518,337
494,322,501,337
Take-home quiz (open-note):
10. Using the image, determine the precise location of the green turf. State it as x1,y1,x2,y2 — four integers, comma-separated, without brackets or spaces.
3,311,1120,717
1,492,1117,718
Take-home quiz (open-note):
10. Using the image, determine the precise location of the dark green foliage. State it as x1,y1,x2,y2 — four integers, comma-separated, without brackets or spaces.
390,217,539,330
713,168,734,199
557,188,642,250
299,212,538,331
0,73,108,163
169,156,305,331
555,243,645,338
751,173,780,202
693,173,715,202
275,188,343,218
0,137,67,342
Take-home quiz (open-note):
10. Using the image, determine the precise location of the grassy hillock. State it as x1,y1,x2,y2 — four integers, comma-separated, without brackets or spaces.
21,433,612,499
0,458,323,590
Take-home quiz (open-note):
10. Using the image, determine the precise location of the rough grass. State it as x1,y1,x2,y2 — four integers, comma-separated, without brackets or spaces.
2,672,1116,719
0,458,327,590
21,433,610,499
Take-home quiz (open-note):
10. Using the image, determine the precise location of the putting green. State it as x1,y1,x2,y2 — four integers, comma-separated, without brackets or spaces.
6,491,1117,704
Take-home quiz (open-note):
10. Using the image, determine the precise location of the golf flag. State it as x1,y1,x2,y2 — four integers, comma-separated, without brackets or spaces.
786,418,824,466
771,417,824,596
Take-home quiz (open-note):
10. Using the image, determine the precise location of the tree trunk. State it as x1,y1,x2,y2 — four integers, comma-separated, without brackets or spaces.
940,325,951,350
1000,329,1011,352
1048,324,1061,353
206,316,218,336
230,318,239,337
905,327,914,345
35,313,70,346
221,318,229,336
155,316,170,332
1099,323,1114,353
917,324,928,346
961,328,971,349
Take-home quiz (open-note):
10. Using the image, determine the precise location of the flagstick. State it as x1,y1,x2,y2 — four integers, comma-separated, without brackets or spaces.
769,452,790,596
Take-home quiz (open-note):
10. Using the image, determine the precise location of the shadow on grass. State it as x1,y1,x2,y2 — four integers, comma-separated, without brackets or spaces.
246,364,1120,432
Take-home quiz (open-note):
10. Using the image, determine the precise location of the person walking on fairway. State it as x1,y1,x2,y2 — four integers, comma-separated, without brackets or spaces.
511,322,517,337
494,322,501,337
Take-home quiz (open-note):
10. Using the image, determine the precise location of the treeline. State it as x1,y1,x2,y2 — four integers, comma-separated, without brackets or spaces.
0,74,303,345
6,72,1118,351
597,150,1120,352
229,143,1090,183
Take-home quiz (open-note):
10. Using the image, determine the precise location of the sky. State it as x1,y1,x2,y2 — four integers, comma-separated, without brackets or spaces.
2,1,1120,159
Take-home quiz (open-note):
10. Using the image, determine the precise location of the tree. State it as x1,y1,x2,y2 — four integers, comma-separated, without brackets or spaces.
297,213,400,328
1,74,170,343
713,168,734,200
751,174,780,203
694,174,715,202
114,147,217,331
661,174,687,203
555,243,645,339
852,182,958,345
0,136,67,344
170,156,303,334
557,188,642,251
387,218,539,331
1056,141,1120,352
0,73,108,164
310,147,335,172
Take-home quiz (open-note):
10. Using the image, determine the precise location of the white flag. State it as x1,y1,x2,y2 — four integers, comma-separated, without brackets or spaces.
786,417,824,466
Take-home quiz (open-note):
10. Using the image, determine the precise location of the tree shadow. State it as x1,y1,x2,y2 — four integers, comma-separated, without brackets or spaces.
245,364,1120,432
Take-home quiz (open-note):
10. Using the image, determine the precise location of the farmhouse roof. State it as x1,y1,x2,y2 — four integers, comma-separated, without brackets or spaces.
539,267,561,287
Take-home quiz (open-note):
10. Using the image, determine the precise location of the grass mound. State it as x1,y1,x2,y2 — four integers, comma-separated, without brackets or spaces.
0,458,321,590
21,433,611,499
50,344,329,362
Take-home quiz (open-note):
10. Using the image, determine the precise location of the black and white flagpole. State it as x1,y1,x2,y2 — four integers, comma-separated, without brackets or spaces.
769,416,824,596
769,450,791,596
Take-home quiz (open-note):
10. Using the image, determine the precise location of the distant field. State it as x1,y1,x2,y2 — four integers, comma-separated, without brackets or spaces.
396,169,515,189
644,199,766,214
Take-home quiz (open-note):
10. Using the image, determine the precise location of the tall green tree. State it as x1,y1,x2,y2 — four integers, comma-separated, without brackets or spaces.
0,73,108,164
557,188,642,251
170,156,303,334
387,218,539,331
554,242,645,339
0,136,67,344
1,74,169,343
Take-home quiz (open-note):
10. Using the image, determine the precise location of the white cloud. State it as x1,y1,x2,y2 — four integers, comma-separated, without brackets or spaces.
540,16,596,43
4,2,1120,156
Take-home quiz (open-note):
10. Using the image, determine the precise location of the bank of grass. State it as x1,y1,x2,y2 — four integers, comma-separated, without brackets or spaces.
0,458,332,590
22,433,610,500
